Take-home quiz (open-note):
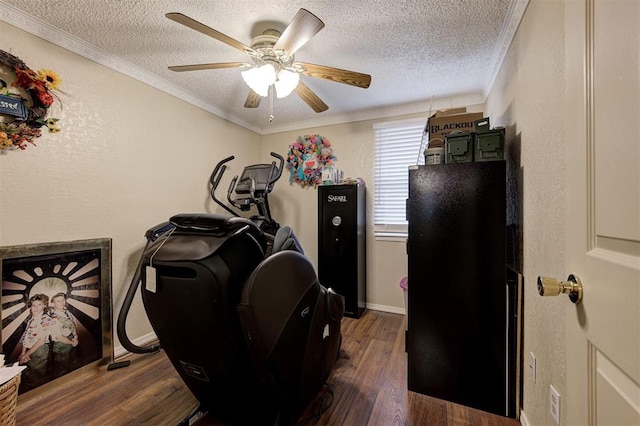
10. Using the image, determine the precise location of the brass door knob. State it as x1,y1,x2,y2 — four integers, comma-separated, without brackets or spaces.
537,274,583,304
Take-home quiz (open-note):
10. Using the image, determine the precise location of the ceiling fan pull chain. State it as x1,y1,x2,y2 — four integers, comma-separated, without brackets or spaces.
269,85,275,122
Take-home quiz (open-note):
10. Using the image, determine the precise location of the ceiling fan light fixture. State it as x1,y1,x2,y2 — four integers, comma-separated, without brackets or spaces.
241,64,276,97
166,9,370,113
274,69,300,98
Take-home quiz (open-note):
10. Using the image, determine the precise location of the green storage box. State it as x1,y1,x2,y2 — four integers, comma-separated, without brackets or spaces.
445,131,474,163
475,129,504,162
474,117,491,134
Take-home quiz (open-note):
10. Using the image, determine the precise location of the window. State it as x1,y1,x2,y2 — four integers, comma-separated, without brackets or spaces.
373,118,427,240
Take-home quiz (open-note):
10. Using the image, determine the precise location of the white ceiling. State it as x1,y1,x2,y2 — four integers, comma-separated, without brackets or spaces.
0,0,527,134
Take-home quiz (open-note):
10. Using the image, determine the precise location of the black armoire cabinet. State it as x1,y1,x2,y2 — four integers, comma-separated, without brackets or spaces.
407,161,520,418
318,184,366,318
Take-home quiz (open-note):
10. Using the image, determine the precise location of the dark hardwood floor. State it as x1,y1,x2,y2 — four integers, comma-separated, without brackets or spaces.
16,310,520,425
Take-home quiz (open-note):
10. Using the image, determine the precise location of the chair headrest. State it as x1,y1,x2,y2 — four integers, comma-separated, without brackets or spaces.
272,226,304,254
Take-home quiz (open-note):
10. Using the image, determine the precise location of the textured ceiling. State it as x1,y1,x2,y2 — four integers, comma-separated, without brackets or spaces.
0,0,526,134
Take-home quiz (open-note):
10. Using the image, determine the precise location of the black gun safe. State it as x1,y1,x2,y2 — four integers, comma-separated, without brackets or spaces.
318,184,366,318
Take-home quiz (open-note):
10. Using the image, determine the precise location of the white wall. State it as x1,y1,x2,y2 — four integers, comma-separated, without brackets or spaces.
0,22,261,350
485,1,567,424
261,119,417,313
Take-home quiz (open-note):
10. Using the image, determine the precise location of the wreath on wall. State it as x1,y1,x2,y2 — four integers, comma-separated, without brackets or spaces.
285,134,337,188
0,50,62,150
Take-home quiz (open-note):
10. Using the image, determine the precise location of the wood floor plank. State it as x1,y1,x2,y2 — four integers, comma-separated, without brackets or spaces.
15,310,520,426
341,339,394,425
348,310,403,344
408,392,449,425
366,316,409,426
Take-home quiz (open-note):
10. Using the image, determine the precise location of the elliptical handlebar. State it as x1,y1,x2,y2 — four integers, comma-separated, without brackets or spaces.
116,243,161,355
267,152,284,186
117,222,177,355
226,175,255,211
209,155,234,187
210,156,238,217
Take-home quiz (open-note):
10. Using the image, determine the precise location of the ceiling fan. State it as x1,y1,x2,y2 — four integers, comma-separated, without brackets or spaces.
165,9,372,115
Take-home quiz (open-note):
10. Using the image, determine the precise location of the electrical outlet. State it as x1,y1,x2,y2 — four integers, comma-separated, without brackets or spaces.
550,385,561,424
529,352,536,383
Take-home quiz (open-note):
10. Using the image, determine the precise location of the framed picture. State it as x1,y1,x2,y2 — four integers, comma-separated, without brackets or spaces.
0,238,112,396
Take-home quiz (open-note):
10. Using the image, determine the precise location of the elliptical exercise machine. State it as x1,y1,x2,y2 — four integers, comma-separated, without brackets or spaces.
117,154,344,425
209,152,284,237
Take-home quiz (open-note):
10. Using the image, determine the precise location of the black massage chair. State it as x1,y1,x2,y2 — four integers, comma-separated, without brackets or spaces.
117,213,344,425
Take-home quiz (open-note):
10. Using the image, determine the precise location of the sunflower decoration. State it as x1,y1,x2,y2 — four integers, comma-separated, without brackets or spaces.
0,50,63,150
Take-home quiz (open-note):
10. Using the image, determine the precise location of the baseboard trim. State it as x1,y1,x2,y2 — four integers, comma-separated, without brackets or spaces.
366,303,406,315
114,331,158,359
519,409,528,425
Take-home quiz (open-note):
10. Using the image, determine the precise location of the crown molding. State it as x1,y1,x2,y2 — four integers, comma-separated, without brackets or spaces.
0,1,263,134
259,92,486,135
484,0,531,98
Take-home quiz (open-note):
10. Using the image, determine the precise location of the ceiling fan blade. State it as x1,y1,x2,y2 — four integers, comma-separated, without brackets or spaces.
166,12,252,53
273,9,325,56
244,90,262,108
295,62,372,89
295,81,328,113
169,62,249,72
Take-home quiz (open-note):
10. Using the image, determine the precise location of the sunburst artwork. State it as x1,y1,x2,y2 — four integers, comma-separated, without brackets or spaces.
0,239,112,395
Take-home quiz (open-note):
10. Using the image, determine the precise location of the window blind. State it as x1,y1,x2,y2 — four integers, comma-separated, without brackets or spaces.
373,119,426,239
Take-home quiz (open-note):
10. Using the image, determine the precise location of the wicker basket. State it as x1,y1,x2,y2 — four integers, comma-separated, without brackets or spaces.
0,374,20,426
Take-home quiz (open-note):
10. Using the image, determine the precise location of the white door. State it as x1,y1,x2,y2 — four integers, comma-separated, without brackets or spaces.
564,0,640,424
